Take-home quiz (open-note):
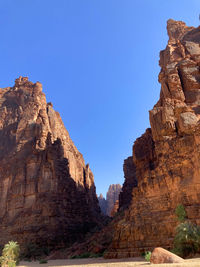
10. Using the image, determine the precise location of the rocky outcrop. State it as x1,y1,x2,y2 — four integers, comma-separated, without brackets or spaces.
98,194,107,215
105,20,200,258
0,76,101,249
150,248,184,264
98,184,122,216
106,184,122,216
110,200,119,217
119,157,137,210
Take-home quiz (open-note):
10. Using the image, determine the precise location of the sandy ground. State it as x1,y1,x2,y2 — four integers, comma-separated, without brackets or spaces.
18,257,200,267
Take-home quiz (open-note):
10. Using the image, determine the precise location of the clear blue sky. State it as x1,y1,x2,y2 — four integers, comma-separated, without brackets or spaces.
0,0,199,197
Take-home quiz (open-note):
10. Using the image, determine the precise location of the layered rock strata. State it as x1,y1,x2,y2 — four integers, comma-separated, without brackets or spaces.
0,77,101,249
105,20,200,258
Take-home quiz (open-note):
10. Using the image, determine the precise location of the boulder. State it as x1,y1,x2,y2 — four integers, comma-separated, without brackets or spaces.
150,247,184,264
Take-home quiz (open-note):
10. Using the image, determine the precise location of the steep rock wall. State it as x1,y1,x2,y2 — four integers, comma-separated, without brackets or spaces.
105,20,200,258
0,77,101,249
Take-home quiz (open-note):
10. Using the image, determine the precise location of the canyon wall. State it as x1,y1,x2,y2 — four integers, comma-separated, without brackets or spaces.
0,77,101,249
105,19,200,258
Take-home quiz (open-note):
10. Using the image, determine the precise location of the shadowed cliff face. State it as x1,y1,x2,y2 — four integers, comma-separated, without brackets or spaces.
0,77,101,249
105,20,200,258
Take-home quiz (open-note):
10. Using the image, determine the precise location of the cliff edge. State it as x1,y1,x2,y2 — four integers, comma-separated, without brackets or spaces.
0,76,101,249
105,19,200,258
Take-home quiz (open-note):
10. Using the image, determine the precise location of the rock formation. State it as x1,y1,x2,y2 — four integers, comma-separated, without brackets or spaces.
106,184,122,216
98,194,107,215
119,157,137,210
98,184,121,216
110,200,119,217
0,76,101,249
105,20,200,258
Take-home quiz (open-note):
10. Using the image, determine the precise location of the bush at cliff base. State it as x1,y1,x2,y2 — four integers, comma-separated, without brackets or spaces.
175,204,187,223
0,241,20,267
144,251,151,262
173,221,200,257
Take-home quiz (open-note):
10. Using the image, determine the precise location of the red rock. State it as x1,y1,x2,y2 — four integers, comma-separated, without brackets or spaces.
0,77,101,249
150,247,184,264
105,20,200,258
110,200,119,217
119,157,137,210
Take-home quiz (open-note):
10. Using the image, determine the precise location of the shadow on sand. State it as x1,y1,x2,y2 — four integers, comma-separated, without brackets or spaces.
19,257,150,266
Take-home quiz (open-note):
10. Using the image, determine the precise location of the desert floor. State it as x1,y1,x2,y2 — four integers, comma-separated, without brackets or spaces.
18,257,200,267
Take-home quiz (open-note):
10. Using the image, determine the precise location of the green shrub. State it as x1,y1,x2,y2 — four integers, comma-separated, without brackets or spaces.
89,252,103,258
173,221,200,257
39,259,48,264
0,241,20,267
144,251,151,262
175,204,187,222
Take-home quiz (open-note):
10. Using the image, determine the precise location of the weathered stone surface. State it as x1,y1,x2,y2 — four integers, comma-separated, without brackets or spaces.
98,184,122,216
119,157,137,210
105,20,200,258
106,184,122,216
0,76,101,249
150,247,184,264
110,200,119,217
98,194,107,215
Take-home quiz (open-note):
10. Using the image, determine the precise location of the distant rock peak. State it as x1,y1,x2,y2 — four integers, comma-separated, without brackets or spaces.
98,184,121,216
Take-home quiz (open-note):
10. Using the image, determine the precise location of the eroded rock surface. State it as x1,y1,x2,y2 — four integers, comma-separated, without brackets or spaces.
150,247,184,264
0,76,101,249
105,20,200,258
98,184,122,216
98,194,107,215
119,157,137,210
106,184,122,216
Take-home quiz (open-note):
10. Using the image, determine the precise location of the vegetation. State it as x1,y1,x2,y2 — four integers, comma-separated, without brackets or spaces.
175,204,187,222
144,251,151,262
173,221,200,257
0,241,20,267
173,204,200,257
39,259,48,264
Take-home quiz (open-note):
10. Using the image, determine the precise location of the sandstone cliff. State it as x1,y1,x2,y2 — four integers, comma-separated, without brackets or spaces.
119,157,137,210
105,19,200,258
98,184,121,216
0,77,101,249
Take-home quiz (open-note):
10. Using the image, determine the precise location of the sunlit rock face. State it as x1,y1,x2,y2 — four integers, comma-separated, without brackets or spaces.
0,76,101,249
105,20,200,258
